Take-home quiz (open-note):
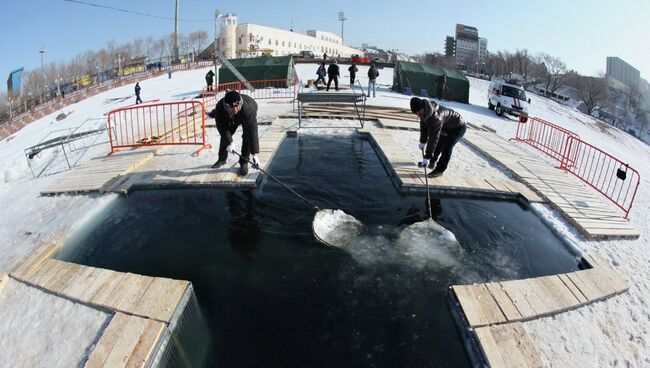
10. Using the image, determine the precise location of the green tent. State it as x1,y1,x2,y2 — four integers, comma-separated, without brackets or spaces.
218,55,296,88
392,61,469,103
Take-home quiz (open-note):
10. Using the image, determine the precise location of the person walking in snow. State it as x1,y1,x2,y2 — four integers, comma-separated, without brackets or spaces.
315,62,327,86
134,82,143,104
207,90,260,176
436,75,447,100
326,60,340,91
410,97,466,178
205,69,215,91
348,63,358,85
367,63,379,97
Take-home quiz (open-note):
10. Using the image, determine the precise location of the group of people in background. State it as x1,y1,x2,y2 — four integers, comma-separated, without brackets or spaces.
314,60,380,97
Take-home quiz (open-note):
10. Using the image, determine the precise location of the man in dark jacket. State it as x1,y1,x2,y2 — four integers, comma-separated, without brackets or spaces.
207,91,260,176
348,63,358,85
315,62,327,86
436,75,447,100
367,63,379,97
205,70,215,91
326,61,340,91
135,82,142,104
410,97,467,178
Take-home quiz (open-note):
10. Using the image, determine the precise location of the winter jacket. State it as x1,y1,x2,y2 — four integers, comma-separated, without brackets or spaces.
348,65,358,76
367,66,379,80
205,70,215,83
327,63,340,78
418,99,465,159
135,84,141,95
316,65,327,78
207,94,259,155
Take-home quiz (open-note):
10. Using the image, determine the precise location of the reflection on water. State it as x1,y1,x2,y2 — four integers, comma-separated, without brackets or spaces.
58,133,578,368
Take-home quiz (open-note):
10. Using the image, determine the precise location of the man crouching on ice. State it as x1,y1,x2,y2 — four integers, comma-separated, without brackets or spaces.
410,97,467,178
207,90,260,176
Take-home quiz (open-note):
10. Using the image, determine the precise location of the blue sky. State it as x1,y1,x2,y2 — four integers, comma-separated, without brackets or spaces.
1,0,649,93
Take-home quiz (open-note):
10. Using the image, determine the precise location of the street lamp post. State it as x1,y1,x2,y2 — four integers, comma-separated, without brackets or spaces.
338,12,347,43
214,9,221,87
39,47,46,81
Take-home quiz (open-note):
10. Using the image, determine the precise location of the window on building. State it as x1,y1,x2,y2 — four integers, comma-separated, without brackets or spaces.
275,40,278,46
282,41,285,46
268,39,272,45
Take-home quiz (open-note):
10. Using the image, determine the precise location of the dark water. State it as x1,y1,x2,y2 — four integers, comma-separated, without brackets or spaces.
57,132,579,368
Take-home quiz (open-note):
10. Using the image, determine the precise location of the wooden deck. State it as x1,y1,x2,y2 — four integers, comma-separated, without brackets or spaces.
41,148,158,195
8,241,191,368
365,126,546,203
463,130,639,239
451,254,628,368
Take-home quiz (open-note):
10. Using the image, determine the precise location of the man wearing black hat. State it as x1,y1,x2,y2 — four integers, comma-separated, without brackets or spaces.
207,90,260,176
410,97,466,178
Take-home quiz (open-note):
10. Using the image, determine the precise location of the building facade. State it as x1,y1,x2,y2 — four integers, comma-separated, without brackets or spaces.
444,36,455,58
606,57,640,91
208,14,361,60
455,24,479,69
478,37,488,64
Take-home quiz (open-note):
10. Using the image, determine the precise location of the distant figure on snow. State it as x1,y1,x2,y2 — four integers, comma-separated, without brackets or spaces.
134,82,142,104
323,52,327,61
367,63,379,97
410,97,466,178
207,90,260,176
326,60,340,91
348,63,358,85
205,69,215,91
436,75,447,100
315,62,327,86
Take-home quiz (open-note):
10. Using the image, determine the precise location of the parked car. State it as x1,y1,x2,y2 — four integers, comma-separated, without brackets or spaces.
487,79,530,122
294,51,314,59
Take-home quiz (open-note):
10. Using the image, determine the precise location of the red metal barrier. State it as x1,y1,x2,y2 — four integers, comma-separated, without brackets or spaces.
513,117,579,163
107,100,211,156
200,78,297,111
559,136,640,218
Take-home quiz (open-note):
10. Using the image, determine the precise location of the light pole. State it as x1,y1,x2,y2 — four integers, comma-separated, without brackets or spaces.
39,47,46,81
338,12,347,43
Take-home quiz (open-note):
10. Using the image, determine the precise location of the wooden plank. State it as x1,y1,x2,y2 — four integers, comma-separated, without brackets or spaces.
484,282,522,322
0,273,9,295
124,319,166,368
135,278,188,322
75,268,116,303
529,275,582,313
28,259,63,287
42,261,82,293
498,280,537,319
475,323,546,368
452,284,506,327
85,312,131,368
10,242,59,280
103,273,155,313
101,314,149,368
91,272,128,306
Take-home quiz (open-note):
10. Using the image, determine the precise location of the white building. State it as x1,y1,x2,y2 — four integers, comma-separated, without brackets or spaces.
478,37,488,64
213,14,362,59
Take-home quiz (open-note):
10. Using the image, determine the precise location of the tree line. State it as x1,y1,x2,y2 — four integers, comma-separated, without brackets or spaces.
0,31,209,122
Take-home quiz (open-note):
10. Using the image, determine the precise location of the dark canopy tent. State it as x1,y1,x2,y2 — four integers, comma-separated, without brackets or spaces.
392,61,469,103
219,55,296,88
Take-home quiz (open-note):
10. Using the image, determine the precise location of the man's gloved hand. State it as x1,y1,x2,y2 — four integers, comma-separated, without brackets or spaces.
418,142,426,150
251,155,260,169
207,110,215,118
417,158,430,168
226,144,234,153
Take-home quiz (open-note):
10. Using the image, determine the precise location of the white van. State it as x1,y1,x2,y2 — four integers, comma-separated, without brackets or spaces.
487,79,530,122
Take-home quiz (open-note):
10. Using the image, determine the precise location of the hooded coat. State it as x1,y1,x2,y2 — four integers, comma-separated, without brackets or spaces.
418,99,465,159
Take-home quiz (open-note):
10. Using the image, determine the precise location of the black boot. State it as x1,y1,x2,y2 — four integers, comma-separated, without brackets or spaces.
427,169,444,178
211,159,227,168
238,164,249,176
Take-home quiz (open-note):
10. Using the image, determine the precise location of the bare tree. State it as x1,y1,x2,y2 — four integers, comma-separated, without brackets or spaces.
422,52,456,68
539,53,567,96
572,75,607,115
514,49,531,80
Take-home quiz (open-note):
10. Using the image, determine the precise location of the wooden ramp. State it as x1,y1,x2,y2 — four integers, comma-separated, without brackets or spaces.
41,148,158,195
364,126,546,203
463,130,639,239
451,254,628,368
9,241,192,368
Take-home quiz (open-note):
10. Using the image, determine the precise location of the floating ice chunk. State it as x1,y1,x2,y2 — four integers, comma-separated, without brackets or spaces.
313,209,365,247
397,218,463,267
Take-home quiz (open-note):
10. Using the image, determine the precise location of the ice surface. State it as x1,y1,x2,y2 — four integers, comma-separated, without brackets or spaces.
313,209,365,247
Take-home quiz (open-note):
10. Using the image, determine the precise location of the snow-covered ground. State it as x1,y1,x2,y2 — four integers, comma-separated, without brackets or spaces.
0,63,648,366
